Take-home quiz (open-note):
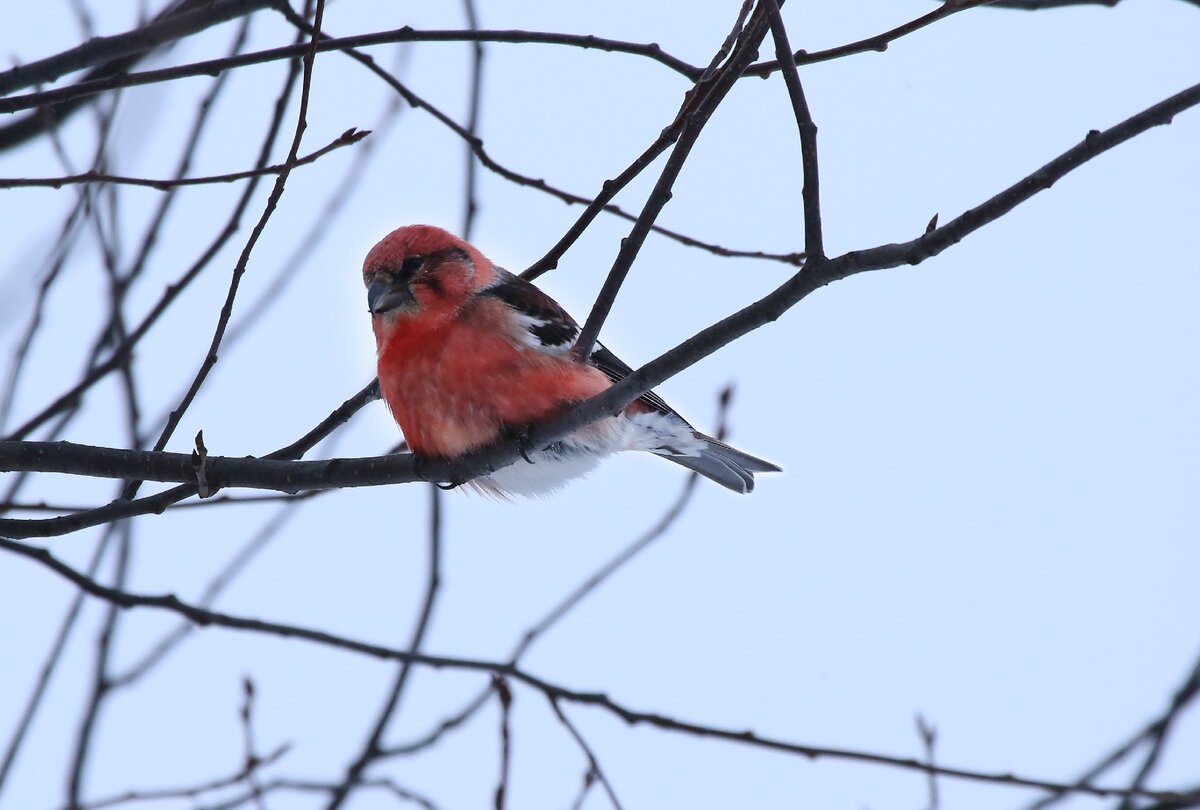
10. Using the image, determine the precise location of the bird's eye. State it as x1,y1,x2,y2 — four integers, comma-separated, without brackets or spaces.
400,256,424,275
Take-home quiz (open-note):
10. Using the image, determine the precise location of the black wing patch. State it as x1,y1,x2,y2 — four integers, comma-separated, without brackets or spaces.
482,268,579,349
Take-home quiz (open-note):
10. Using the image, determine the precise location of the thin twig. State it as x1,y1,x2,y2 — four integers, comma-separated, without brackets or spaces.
238,677,269,810
61,744,289,810
0,6,1029,116
322,483,443,810
1024,654,1200,810
916,714,939,810
190,776,441,810
0,537,1193,805
760,0,824,259
0,28,700,117
0,532,111,793
3,39,309,446
277,10,798,271
0,0,278,151
0,381,378,539
381,389,721,760
1114,653,1200,810
744,0,999,77
136,0,328,483
0,0,277,97
382,421,705,759
110,504,306,687
221,48,409,351
4,58,1200,536
520,0,757,281
63,91,144,801
493,677,513,810
65,522,132,806
572,3,773,360
81,15,257,456
460,0,485,240
548,697,625,810
0,128,368,190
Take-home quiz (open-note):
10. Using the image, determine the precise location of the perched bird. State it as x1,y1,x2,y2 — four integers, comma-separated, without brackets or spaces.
363,224,779,497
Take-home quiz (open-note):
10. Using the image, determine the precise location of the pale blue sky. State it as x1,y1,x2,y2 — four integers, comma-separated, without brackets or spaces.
1,2,1198,808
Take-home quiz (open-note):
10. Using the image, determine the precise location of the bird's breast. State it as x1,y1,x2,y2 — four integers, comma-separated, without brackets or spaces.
376,319,612,457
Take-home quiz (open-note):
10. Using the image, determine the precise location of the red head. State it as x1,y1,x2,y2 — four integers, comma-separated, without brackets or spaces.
362,225,495,339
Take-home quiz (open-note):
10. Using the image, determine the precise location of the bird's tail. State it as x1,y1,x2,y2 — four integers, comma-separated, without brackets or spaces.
665,433,781,494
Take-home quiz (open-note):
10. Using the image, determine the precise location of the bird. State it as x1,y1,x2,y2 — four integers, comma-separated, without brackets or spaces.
362,224,780,497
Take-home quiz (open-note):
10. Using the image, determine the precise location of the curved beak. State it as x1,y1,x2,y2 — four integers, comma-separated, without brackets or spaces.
367,278,414,315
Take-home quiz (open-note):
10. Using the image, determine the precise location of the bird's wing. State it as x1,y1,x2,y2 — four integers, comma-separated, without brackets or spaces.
586,343,679,419
480,269,680,418
479,268,581,353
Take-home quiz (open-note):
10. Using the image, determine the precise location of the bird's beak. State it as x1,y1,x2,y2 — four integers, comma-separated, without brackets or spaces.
367,278,415,315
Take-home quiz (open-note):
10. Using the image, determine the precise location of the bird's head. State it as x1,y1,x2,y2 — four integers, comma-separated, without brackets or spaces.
362,224,493,335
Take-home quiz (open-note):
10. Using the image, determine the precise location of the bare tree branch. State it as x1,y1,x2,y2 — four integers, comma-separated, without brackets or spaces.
983,0,1199,9
4,2,1195,807
0,128,367,190
277,9,800,271
3,51,307,444
0,29,700,117
0,5,1034,116
745,0,999,77
0,0,278,151
0,532,111,792
572,1,772,359
136,0,328,488
548,697,625,810
492,677,512,810
379,389,722,762
761,0,824,258
0,534,1194,805
322,484,443,810
6,72,1197,531
0,0,276,97
188,776,442,810
0,381,377,539
58,743,288,810
1023,651,1200,810
65,523,132,806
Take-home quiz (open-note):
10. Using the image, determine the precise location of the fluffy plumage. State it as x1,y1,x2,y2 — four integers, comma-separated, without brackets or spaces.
363,224,779,496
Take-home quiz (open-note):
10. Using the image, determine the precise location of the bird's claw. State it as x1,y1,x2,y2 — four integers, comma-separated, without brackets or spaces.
413,452,467,490
517,430,536,465
413,453,443,484
498,424,537,464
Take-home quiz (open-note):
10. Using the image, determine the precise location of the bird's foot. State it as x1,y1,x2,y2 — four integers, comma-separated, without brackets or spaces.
412,452,449,485
517,429,541,465
499,424,538,464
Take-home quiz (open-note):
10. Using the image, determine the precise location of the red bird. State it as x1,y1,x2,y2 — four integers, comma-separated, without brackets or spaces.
363,224,779,497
